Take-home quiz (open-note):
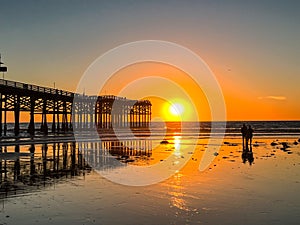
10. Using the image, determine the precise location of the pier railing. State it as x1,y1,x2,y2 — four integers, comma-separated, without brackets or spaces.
0,79,74,97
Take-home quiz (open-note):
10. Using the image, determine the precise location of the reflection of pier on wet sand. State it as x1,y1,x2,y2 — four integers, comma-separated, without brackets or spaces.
81,138,152,167
0,142,88,199
0,137,152,199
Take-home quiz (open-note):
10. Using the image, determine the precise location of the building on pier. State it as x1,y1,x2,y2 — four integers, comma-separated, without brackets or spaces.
95,95,151,129
73,94,151,130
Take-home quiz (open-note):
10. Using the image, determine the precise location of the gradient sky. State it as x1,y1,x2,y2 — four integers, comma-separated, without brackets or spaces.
0,0,299,120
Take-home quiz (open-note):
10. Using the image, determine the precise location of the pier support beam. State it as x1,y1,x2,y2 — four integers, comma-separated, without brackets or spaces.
57,111,60,132
0,94,2,136
52,100,56,133
41,99,48,135
4,95,7,136
28,97,35,135
14,95,20,136
62,101,68,132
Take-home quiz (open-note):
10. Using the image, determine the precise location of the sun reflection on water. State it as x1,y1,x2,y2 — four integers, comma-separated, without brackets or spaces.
169,172,190,211
173,135,181,157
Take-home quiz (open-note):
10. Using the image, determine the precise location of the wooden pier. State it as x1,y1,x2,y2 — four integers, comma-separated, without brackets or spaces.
0,79,151,136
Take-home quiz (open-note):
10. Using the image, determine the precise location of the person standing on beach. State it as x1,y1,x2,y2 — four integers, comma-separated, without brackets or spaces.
246,125,254,151
241,124,247,150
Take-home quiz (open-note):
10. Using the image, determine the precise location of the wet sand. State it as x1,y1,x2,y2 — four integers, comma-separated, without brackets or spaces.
0,136,299,225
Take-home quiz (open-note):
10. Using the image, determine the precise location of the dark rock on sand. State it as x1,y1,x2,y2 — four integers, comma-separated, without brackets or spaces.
281,142,290,149
271,142,278,146
229,143,238,146
126,159,135,163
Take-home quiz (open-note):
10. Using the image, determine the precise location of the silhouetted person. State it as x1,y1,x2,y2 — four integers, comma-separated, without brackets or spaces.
241,124,247,150
246,125,253,151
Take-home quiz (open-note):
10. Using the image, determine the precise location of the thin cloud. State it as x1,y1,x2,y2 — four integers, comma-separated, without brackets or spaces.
258,96,287,101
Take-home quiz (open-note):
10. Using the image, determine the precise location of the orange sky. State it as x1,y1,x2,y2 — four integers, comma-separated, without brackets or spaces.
99,62,210,122
5,60,299,123
100,61,300,121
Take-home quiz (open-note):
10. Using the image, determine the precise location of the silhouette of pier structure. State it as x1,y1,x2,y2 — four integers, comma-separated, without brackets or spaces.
0,79,152,136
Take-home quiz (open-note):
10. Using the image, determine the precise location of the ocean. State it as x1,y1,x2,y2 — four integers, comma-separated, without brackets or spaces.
3,120,300,138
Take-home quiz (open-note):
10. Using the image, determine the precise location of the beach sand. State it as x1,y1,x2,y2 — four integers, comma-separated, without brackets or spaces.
0,136,299,225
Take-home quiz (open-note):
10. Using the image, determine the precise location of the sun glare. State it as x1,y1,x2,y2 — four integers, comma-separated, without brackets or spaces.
170,103,184,116
161,99,195,122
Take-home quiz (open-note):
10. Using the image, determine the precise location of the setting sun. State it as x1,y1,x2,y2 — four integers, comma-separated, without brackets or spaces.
159,99,197,122
169,103,184,116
